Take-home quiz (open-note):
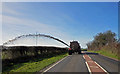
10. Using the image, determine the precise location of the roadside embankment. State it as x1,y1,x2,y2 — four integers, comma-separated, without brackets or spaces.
2,46,68,73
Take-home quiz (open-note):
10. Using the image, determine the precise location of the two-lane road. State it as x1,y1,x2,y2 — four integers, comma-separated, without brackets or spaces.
47,54,88,72
41,52,119,74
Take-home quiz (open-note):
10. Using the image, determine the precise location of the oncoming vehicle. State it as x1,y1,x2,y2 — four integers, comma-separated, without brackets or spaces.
68,41,81,55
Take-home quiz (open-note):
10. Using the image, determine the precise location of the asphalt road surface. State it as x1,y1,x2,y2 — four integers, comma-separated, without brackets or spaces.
41,51,119,74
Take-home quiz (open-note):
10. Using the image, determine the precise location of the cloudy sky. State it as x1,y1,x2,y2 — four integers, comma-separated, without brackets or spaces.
1,2,118,48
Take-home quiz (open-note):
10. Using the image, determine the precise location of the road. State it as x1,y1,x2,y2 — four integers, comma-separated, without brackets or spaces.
40,52,119,74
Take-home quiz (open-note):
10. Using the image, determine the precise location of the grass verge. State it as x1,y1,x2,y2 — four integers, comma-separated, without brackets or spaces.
3,53,68,73
81,49,87,51
87,50,120,60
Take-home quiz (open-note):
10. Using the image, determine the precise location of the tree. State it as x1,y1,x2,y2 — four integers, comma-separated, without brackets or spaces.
87,30,117,50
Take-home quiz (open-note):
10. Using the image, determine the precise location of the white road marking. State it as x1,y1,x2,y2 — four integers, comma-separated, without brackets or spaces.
83,55,86,60
42,56,68,73
83,55,92,74
88,55,92,59
95,62,109,74
84,55,108,74
85,62,92,74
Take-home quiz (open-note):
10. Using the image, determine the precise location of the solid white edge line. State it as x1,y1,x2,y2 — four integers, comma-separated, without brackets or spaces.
85,62,92,74
94,62,109,74
42,56,68,73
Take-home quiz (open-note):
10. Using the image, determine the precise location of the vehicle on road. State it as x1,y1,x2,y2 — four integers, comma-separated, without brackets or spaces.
68,41,81,55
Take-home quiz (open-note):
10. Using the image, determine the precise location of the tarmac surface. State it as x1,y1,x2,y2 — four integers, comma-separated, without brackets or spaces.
40,51,119,74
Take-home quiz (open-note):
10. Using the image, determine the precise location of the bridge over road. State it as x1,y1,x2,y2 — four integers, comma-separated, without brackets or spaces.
39,51,119,74
2,33,120,73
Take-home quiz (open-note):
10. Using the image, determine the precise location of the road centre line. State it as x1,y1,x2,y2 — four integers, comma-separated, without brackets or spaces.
88,55,92,59
83,55,108,74
95,62,108,74
85,62,92,74
83,55,86,59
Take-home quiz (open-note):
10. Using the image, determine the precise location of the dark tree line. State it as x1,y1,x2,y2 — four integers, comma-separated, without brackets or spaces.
87,30,119,56
2,46,67,67
2,46,67,60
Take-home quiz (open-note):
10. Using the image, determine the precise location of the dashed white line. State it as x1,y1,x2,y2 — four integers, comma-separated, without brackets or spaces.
42,56,68,73
95,62,109,74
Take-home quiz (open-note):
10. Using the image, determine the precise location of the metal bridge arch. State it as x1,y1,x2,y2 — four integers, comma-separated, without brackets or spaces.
3,34,70,47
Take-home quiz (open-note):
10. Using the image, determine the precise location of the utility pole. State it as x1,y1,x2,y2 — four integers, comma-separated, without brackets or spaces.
36,32,37,46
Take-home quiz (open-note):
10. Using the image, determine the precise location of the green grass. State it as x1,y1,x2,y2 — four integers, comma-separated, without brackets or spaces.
3,53,68,73
81,49,87,51
88,50,120,60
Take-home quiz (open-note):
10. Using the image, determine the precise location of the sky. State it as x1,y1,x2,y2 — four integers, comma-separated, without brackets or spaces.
0,2,118,48
0,0,120,2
